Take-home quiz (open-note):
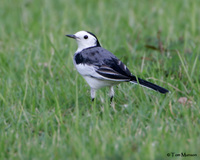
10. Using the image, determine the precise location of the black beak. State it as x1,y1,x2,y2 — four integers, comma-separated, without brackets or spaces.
66,34,76,39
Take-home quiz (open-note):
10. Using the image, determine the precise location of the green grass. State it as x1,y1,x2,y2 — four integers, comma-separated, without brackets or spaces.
0,0,200,159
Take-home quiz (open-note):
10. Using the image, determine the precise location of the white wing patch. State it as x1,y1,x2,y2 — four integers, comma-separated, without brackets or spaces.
75,63,101,78
75,63,128,81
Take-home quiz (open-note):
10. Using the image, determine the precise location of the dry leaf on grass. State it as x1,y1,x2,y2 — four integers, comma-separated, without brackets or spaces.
178,97,193,106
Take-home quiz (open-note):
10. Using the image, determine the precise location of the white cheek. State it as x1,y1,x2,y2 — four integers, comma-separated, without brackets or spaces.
75,39,96,53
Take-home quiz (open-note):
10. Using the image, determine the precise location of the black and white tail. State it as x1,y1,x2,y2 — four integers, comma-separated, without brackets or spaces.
130,76,169,94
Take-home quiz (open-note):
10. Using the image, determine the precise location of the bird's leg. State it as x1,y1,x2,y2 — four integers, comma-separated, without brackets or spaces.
110,96,113,102
109,86,114,102
91,88,96,102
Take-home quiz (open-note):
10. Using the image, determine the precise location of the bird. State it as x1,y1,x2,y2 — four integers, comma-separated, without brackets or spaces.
66,31,169,102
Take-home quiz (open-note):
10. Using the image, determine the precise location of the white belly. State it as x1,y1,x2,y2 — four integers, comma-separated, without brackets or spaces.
83,76,119,89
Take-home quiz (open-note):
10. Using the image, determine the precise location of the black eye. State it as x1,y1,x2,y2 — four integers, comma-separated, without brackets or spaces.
84,35,88,39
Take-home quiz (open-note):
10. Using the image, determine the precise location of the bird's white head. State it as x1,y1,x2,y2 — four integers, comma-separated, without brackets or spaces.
66,31,101,52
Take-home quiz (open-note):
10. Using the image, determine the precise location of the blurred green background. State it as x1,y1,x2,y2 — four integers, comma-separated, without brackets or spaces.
0,0,199,159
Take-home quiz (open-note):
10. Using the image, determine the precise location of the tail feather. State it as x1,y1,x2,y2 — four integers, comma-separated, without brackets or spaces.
130,77,169,94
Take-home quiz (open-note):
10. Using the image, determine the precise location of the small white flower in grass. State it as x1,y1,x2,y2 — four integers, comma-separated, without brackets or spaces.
100,95,104,103
115,144,119,150
44,63,48,67
51,48,55,56
101,106,104,112
38,62,48,67
151,141,158,147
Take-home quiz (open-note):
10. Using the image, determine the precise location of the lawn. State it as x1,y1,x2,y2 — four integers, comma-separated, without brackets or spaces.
0,0,200,159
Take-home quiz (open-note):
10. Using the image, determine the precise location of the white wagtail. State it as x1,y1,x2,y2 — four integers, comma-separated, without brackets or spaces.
66,31,169,101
